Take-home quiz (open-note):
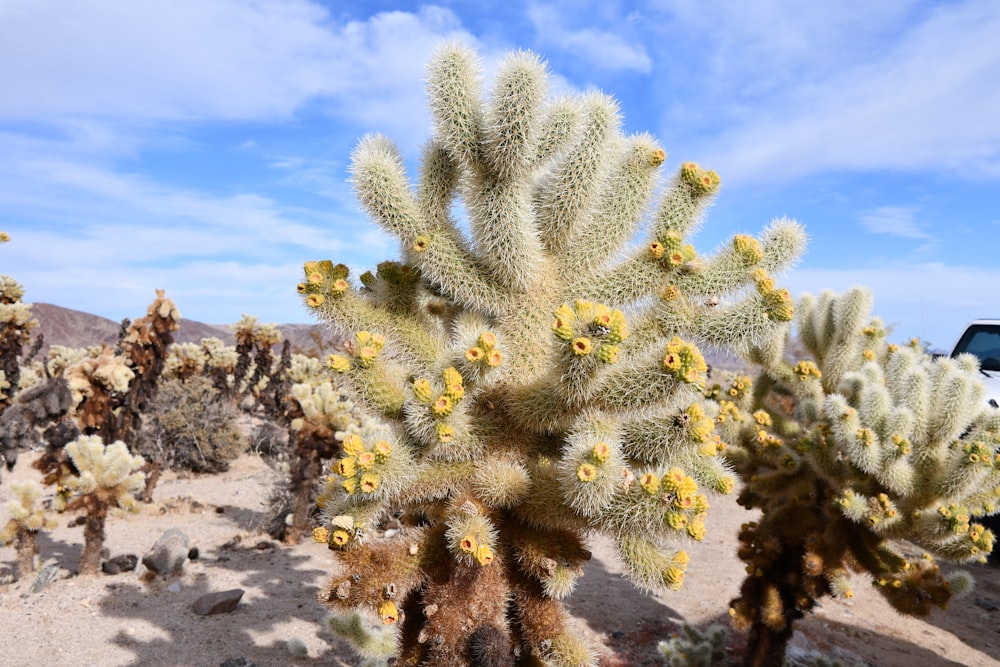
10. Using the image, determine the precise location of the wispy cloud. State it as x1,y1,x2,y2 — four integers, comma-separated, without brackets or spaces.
526,2,652,73
859,206,929,239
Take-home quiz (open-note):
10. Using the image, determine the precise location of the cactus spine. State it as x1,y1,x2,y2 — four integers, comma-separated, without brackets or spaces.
714,287,999,667
302,43,804,666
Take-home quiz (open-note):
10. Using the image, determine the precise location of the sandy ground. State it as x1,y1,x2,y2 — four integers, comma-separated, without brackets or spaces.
3,452,1000,667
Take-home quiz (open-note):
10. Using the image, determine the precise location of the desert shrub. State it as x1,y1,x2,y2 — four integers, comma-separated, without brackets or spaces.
137,375,246,473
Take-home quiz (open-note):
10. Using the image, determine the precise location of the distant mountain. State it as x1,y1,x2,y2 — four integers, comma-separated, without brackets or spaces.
25,303,338,362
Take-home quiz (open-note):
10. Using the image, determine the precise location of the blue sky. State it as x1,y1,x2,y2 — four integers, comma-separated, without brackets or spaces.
1,1,998,351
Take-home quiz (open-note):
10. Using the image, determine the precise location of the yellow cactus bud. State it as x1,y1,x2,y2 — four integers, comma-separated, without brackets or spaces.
597,344,620,364
650,148,666,167
592,442,611,463
577,463,598,482
374,440,392,461
331,278,349,295
412,377,434,402
342,477,357,494
413,234,430,252
332,529,351,547
649,241,666,259
306,294,325,308
312,527,330,544
465,346,484,362
486,350,503,367
357,451,376,470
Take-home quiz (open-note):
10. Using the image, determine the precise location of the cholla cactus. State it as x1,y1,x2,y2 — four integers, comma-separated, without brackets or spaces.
657,623,729,667
714,287,999,667
58,434,145,575
0,273,38,412
1,479,57,578
304,43,804,666
279,380,363,543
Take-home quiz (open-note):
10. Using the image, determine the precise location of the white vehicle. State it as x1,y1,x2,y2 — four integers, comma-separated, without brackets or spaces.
949,319,1000,409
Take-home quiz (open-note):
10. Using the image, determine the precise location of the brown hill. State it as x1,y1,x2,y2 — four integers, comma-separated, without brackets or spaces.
24,303,337,362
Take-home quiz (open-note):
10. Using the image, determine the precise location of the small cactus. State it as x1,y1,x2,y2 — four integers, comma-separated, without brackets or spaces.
1,479,56,578
712,287,1000,666
58,435,146,575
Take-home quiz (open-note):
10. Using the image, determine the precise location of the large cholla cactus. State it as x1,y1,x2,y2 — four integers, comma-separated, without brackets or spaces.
57,435,145,575
714,287,1000,667
302,43,805,666
0,274,38,413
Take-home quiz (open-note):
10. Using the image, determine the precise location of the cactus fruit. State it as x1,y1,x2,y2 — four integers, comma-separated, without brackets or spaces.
302,43,804,666
713,287,1000,666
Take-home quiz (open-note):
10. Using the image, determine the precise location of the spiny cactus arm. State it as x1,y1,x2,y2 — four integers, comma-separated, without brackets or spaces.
674,220,806,298
535,93,619,256
301,266,441,369
595,338,707,414
326,333,408,420
531,96,581,166
562,134,665,275
508,568,596,667
425,44,548,295
318,528,427,617
614,534,690,593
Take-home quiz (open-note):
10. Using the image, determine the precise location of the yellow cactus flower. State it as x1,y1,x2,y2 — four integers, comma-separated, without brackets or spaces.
332,529,351,547
379,600,399,625
332,278,349,294
639,472,660,495
486,350,503,367
413,234,430,252
357,451,376,470
431,395,454,417
326,354,352,373
465,346,484,362
478,331,497,350
296,282,308,294
308,271,324,285
577,463,598,482
360,472,380,493
336,457,357,477
648,241,666,259
436,422,455,443
343,434,365,457
592,441,611,463
571,337,593,356
459,535,477,553
306,294,325,308
474,543,495,566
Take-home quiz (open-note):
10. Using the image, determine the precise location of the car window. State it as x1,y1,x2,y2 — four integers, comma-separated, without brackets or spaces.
954,324,1000,371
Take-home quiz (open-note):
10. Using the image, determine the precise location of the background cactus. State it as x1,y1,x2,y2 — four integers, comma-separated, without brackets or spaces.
56,434,145,575
301,43,805,666
0,479,56,578
712,287,999,667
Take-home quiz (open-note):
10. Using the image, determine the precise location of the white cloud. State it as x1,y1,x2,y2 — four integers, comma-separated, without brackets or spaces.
667,0,1000,182
859,206,929,239
527,3,652,73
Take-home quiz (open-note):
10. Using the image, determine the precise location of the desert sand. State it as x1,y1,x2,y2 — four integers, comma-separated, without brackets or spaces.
2,451,1000,667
